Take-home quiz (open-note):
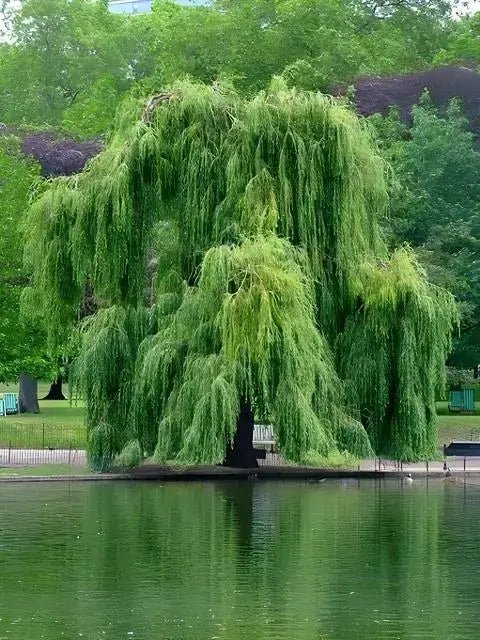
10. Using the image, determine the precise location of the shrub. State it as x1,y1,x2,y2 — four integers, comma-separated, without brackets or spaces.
114,440,143,469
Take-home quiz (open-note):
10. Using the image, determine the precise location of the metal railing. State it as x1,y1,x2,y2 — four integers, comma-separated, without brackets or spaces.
0,420,478,473
0,421,87,466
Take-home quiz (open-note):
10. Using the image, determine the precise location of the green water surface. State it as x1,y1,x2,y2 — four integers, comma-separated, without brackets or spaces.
0,479,479,639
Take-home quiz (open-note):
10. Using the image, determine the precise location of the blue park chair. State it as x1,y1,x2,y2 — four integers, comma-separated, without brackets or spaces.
4,393,19,415
0,398,5,416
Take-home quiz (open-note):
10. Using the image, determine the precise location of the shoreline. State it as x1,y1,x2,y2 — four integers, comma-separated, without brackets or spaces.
0,464,479,482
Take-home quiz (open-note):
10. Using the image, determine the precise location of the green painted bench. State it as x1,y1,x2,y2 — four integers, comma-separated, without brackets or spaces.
448,389,475,413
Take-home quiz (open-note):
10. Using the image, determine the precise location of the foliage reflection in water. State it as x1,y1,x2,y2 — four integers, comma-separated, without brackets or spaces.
0,479,478,639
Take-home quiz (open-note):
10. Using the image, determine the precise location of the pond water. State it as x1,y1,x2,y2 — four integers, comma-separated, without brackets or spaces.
0,479,479,639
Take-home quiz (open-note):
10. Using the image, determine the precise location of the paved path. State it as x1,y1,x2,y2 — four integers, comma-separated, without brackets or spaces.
2,449,480,476
0,448,86,466
259,453,480,473
359,457,480,473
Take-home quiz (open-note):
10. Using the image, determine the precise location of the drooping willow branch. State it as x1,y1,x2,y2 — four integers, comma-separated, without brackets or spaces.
24,79,457,468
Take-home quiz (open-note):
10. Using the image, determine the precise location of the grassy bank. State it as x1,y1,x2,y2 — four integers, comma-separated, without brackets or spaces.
0,464,89,477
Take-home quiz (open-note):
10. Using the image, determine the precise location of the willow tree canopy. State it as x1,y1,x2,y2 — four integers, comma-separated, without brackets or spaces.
25,80,457,468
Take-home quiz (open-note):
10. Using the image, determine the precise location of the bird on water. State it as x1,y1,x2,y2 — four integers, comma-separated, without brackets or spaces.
404,473,414,484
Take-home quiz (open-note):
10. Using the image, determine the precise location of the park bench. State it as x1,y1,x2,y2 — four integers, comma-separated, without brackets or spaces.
444,441,480,458
448,389,475,413
3,393,19,415
253,424,275,446
253,424,275,460
444,441,480,471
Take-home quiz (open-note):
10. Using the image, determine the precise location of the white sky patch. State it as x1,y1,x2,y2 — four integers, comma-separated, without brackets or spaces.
457,0,480,14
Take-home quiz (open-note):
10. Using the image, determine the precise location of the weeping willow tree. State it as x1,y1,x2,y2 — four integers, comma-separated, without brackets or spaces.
24,80,457,469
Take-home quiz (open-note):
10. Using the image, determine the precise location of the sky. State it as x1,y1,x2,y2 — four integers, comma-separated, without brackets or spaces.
460,0,480,13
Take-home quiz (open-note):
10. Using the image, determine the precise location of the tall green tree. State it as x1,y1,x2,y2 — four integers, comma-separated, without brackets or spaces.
144,0,454,93
0,0,455,135
435,10,480,67
25,81,456,468
371,98,480,368
0,136,52,410
0,0,149,135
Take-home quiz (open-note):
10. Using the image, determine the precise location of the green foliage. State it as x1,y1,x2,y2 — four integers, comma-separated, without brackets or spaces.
435,12,480,67
62,76,122,138
0,0,150,134
0,0,463,136
114,439,143,469
26,81,456,466
371,98,480,368
0,136,52,382
300,449,358,469
144,0,453,93
338,248,456,460
391,97,480,244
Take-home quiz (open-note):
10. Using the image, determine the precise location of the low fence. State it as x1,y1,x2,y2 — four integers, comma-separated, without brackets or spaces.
0,420,480,473
0,447,87,466
0,421,87,466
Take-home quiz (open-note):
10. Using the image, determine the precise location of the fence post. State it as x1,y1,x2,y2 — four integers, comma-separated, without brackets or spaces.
42,423,45,450
68,444,72,466
8,441,11,464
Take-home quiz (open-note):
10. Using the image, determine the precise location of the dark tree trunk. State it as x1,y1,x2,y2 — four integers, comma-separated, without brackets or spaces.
42,376,67,400
18,373,40,414
224,400,258,468
218,482,254,550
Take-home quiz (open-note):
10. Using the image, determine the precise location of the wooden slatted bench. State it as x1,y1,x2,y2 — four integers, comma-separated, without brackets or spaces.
253,424,275,461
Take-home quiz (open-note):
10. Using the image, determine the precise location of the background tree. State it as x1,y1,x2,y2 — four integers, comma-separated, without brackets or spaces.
0,0,463,130
371,97,480,368
141,0,455,94
435,11,480,68
0,136,52,412
0,128,98,408
0,0,149,134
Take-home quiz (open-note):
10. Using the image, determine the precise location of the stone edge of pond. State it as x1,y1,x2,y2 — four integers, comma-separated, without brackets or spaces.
0,465,479,482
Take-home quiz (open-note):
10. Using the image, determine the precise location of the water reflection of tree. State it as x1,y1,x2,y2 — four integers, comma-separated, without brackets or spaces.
0,481,473,639
216,480,454,639
440,481,480,629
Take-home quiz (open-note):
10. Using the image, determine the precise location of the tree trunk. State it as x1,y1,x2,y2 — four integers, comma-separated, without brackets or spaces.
42,376,67,400
218,482,254,550
18,373,40,414
224,400,258,468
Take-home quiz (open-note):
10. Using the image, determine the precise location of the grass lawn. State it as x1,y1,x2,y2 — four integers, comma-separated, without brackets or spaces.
0,464,89,477
437,414,480,444
0,418,86,448
0,381,86,448
436,400,480,444
2,400,86,426
0,381,57,397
